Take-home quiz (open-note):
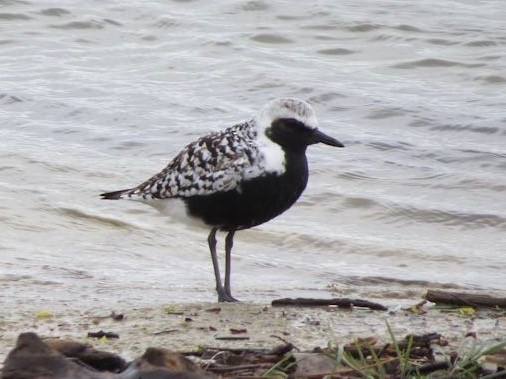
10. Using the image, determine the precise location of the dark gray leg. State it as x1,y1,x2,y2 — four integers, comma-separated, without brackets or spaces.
207,228,237,303
224,229,238,302
207,228,225,301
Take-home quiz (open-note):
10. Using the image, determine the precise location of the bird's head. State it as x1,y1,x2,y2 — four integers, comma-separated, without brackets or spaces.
257,98,344,152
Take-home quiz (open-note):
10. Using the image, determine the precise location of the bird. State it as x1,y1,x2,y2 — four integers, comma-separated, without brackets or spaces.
101,98,344,302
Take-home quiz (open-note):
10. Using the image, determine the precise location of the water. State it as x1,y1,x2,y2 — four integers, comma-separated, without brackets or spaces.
1,0,505,308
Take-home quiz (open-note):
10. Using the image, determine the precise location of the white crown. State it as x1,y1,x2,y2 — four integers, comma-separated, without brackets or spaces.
256,98,318,130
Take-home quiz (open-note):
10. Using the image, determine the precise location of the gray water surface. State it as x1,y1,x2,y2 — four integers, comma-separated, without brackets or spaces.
1,0,505,308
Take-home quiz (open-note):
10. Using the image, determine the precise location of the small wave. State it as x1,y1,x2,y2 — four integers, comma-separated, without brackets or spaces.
111,140,146,151
37,8,71,17
365,107,405,120
0,165,19,173
393,24,424,33
341,196,380,210
430,123,499,135
371,34,414,42
237,0,270,12
250,33,293,44
474,75,506,84
458,149,506,159
0,274,32,283
276,15,306,21
141,35,157,42
383,206,506,230
103,19,122,27
41,266,93,280
408,118,433,128
477,55,502,61
50,20,104,30
301,24,338,31
365,141,411,151
391,58,485,69
316,48,356,55
426,38,459,46
0,12,31,20
342,275,466,290
0,94,23,104
431,179,506,193
339,171,380,180
346,23,382,32
308,92,346,103
153,17,181,29
58,207,137,229
465,40,497,47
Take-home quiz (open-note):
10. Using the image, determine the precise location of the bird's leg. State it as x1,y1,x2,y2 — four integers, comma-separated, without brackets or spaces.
207,228,227,302
224,229,239,302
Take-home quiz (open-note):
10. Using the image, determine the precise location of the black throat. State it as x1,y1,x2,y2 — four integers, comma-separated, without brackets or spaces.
185,147,309,231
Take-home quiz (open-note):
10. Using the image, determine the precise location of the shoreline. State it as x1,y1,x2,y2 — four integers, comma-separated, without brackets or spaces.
1,297,505,365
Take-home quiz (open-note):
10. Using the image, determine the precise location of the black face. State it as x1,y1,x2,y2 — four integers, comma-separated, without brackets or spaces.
265,118,344,152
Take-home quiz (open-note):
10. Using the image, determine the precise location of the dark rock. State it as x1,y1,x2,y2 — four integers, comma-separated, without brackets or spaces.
1,333,214,379
134,347,202,372
45,338,128,372
1,332,104,379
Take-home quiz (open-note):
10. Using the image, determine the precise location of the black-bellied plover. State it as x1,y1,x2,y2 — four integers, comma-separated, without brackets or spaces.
101,98,344,302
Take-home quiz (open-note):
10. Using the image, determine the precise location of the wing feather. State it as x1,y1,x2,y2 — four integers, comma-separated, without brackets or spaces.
127,125,259,200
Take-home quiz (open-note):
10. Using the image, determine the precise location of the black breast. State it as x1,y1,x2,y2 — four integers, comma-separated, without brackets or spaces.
185,151,309,231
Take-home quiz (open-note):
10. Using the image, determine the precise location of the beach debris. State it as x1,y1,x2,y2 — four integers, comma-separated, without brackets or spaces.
425,290,506,308
1,332,212,379
164,305,184,315
192,343,294,376
87,330,120,339
132,347,203,374
92,311,125,325
214,336,250,341
229,328,247,335
2,332,505,378
35,309,54,319
205,307,221,314
44,337,128,372
152,329,178,336
406,299,428,314
293,352,337,377
110,311,124,321
271,297,388,310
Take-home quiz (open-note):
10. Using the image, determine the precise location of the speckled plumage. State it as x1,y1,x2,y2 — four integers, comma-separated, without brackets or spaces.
104,98,319,202
125,121,261,199
101,98,344,302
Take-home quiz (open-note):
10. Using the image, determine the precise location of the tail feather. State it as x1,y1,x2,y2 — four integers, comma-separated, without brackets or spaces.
100,188,133,200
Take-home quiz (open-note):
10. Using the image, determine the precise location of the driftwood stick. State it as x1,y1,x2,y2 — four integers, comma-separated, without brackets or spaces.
425,290,506,308
214,336,250,341
271,297,388,311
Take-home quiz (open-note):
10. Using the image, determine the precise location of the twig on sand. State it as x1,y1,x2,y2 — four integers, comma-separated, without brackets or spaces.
425,290,506,308
271,297,388,311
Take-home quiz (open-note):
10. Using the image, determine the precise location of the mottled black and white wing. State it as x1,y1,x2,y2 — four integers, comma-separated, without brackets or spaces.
101,124,260,200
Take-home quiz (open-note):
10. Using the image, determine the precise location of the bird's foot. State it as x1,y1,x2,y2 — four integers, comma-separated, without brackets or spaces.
217,290,240,303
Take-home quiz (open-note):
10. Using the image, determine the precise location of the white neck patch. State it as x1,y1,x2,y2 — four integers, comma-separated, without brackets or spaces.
256,133,286,174
252,98,319,175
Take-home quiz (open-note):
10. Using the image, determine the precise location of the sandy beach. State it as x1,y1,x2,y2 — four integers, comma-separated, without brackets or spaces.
1,292,505,369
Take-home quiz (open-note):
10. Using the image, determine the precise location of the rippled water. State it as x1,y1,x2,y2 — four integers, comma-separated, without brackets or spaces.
1,0,505,307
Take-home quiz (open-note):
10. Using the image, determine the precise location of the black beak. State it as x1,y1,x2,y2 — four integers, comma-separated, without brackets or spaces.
311,128,344,147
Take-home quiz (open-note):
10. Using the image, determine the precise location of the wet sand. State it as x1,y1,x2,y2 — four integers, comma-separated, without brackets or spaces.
1,298,504,367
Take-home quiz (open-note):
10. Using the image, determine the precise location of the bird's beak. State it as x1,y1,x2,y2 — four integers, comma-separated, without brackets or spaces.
311,128,344,147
